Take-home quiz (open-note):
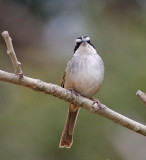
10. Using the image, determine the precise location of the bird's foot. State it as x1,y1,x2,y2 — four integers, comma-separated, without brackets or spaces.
90,98,102,109
69,88,79,97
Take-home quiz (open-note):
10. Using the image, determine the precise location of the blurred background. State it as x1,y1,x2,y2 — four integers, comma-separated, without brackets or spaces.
0,0,146,159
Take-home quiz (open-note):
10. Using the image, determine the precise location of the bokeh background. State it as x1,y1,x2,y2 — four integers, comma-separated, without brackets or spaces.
0,0,146,159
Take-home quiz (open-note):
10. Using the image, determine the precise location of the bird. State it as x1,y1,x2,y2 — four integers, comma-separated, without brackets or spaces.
59,36,104,148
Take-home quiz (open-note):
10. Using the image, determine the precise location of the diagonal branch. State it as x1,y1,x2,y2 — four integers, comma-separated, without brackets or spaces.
0,31,146,137
0,69,146,136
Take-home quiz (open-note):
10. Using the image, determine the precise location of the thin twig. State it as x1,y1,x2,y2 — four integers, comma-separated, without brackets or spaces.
1,31,23,78
136,90,146,105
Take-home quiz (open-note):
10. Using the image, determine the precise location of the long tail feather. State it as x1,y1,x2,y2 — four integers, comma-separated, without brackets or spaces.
59,104,80,148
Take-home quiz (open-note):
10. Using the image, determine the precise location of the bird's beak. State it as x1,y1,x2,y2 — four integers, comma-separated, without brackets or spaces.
81,41,88,46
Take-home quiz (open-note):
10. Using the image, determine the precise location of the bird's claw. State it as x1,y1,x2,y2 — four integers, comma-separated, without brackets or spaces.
69,88,79,97
90,98,102,109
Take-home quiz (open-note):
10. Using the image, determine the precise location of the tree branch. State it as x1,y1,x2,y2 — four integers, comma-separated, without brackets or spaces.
136,90,146,105
2,31,23,78
0,31,146,137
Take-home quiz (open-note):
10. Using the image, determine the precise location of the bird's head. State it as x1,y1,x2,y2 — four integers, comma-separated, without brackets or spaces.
74,36,95,53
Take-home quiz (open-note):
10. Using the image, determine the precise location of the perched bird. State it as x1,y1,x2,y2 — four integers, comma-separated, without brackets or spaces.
59,36,104,148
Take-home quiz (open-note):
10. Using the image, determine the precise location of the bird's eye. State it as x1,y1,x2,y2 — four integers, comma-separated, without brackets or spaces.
76,39,82,44
76,41,81,44
87,40,90,43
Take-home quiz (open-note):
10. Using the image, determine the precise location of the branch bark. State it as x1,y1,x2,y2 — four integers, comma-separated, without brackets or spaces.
0,31,146,137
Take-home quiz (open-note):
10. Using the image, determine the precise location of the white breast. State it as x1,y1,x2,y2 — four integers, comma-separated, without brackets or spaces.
65,52,104,98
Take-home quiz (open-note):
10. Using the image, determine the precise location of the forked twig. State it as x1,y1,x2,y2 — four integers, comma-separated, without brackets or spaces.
0,31,146,137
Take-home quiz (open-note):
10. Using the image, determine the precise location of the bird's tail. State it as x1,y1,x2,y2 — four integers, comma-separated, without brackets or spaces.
59,104,80,148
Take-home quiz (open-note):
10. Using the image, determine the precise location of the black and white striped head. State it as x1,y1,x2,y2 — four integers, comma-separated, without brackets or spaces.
74,36,95,53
